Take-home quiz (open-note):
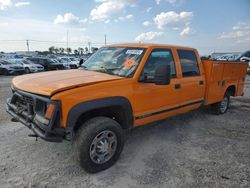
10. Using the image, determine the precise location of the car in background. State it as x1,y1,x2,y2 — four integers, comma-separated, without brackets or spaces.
8,59,44,73
0,59,24,75
235,50,250,61
58,57,79,69
234,51,250,74
217,54,236,61
26,57,65,71
51,58,71,69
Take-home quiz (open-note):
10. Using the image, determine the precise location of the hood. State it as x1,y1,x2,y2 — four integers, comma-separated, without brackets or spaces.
12,69,125,96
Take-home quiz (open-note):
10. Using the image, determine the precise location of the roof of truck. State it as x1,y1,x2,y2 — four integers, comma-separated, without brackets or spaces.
107,43,196,50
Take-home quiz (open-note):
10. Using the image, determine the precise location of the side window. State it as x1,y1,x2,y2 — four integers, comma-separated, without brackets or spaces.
177,50,200,77
141,49,176,81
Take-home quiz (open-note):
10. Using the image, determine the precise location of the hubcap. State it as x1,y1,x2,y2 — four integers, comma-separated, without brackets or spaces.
89,130,117,164
220,96,228,113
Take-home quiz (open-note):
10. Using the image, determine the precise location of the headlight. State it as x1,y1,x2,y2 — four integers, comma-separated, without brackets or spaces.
34,100,55,125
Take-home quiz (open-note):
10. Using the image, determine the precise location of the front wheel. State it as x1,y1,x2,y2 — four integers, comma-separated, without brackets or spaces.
211,92,230,114
73,117,124,173
3,69,9,75
25,67,30,74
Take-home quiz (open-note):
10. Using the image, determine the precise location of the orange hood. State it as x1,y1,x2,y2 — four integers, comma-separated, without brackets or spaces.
12,69,124,96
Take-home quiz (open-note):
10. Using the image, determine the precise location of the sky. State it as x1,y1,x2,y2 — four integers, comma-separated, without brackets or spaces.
0,0,249,54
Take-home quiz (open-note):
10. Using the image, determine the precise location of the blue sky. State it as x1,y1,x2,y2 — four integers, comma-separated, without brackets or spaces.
0,0,249,54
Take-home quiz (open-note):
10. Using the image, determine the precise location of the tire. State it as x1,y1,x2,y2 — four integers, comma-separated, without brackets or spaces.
211,92,230,114
25,67,30,74
73,116,124,173
3,69,9,75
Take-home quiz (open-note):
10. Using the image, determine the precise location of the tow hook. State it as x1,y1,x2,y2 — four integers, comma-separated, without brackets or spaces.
28,134,38,141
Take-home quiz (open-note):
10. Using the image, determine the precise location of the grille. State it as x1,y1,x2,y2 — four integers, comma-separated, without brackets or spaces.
17,95,34,106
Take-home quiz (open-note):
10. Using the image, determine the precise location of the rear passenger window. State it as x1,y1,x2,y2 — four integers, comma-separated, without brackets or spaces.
177,50,200,77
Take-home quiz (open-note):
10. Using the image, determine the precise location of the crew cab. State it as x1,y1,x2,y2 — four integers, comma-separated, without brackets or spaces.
6,44,248,173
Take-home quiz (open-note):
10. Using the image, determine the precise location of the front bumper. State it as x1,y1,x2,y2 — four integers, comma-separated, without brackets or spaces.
30,68,44,72
6,90,65,142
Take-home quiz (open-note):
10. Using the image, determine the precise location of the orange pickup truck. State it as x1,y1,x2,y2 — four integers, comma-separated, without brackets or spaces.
6,44,248,173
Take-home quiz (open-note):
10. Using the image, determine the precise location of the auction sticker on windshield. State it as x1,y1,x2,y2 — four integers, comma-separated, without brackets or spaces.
125,49,143,55
123,59,136,67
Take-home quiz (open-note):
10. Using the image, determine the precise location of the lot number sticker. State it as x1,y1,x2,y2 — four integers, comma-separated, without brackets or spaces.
125,49,143,55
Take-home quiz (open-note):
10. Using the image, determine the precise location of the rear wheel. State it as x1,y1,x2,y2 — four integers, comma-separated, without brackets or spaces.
211,92,230,114
73,117,124,173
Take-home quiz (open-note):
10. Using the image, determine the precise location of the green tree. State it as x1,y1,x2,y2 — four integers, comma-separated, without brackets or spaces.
59,48,65,54
78,47,84,55
48,46,55,54
74,49,79,55
54,48,59,54
66,48,72,54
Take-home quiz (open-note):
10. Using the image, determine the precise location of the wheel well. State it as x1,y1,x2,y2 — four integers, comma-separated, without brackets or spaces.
74,106,131,131
226,85,236,96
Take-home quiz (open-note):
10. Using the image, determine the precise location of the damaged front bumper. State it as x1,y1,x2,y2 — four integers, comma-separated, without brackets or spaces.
6,89,66,142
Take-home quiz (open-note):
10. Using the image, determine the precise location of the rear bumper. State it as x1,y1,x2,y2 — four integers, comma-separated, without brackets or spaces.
6,90,66,142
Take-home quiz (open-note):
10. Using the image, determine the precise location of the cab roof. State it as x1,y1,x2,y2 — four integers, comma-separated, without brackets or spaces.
106,43,196,51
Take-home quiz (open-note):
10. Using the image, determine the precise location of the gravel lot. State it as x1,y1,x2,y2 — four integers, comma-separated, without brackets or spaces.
0,75,250,188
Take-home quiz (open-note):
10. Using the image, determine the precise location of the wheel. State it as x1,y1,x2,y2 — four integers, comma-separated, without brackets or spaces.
73,117,124,173
3,69,9,75
211,92,230,114
25,67,30,74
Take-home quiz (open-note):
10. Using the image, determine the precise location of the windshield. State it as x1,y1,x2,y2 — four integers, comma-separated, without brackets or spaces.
81,47,145,77
22,60,33,64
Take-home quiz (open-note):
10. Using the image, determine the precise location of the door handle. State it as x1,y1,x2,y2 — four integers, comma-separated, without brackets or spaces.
199,80,204,85
175,83,181,89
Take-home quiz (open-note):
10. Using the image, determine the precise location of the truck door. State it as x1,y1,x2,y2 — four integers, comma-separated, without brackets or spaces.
133,48,183,124
176,49,205,105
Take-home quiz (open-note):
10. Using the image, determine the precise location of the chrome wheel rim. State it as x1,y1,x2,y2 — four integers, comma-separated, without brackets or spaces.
89,130,117,164
220,96,228,113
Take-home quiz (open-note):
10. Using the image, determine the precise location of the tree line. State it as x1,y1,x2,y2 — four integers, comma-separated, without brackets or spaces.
48,46,98,55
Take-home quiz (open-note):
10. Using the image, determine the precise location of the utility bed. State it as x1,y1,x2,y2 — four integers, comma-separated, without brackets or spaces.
202,60,248,105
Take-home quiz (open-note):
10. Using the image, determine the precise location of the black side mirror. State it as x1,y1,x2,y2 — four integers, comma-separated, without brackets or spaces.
154,64,171,85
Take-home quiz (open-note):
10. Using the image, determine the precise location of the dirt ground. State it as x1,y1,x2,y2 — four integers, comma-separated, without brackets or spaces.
0,75,250,188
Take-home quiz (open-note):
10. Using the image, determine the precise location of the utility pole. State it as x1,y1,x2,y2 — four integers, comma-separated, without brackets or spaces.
88,41,91,53
66,30,69,50
26,40,29,52
104,34,106,46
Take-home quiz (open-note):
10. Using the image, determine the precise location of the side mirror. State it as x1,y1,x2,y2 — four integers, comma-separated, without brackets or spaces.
154,64,171,85
240,56,250,62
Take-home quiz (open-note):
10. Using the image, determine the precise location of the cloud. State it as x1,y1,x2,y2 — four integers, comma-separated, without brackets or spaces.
180,26,192,36
155,0,161,5
0,0,12,10
135,31,163,42
154,11,193,29
15,1,30,7
166,0,177,5
90,0,137,21
104,19,110,24
146,7,152,13
54,13,87,26
219,22,250,43
143,21,151,26
0,22,8,26
119,14,134,21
